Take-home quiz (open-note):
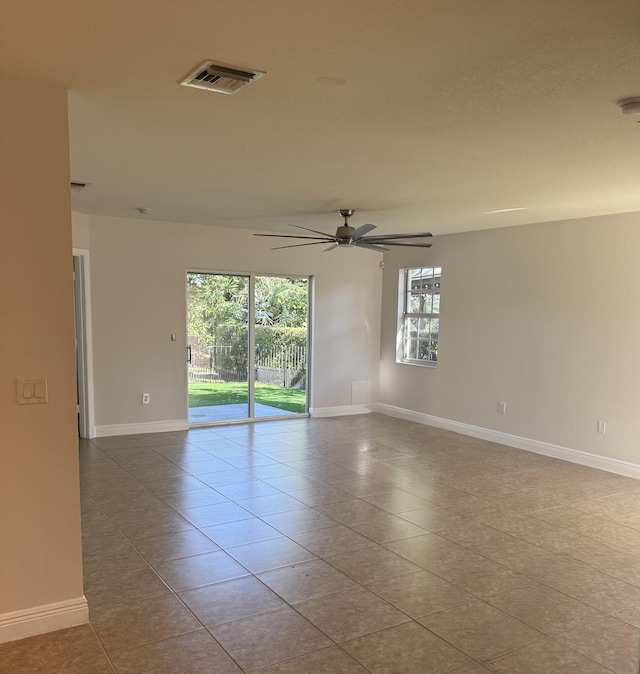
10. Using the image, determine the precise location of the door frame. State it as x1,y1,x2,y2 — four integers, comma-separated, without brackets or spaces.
73,249,96,438
185,269,312,426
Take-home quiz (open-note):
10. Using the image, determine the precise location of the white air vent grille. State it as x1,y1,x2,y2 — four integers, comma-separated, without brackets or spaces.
180,60,265,95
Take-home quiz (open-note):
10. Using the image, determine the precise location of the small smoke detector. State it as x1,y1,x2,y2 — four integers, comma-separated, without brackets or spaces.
180,60,265,95
618,97,640,115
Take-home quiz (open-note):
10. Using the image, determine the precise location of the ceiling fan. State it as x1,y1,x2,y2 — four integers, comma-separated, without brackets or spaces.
254,209,433,252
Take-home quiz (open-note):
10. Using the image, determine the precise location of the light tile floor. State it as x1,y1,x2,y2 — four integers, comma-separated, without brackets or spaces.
2,413,639,673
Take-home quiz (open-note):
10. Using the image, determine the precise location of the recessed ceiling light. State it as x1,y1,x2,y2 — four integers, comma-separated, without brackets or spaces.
484,207,526,214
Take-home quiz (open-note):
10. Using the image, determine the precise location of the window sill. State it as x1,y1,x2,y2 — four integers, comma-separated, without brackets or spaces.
397,359,438,369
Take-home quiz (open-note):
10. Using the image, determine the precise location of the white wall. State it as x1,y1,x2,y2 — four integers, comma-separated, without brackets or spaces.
79,215,382,431
0,79,85,641
379,212,640,466
71,211,91,249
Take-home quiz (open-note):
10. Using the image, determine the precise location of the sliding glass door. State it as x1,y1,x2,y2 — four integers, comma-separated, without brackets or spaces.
187,272,309,424
187,273,250,423
254,275,308,419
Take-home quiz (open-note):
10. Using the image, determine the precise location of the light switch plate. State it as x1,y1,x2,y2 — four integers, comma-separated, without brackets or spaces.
17,377,48,405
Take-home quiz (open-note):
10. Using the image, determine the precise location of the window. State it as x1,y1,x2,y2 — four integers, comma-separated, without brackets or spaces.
399,266,441,365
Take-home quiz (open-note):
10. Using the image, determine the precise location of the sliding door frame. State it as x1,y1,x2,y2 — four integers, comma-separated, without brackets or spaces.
186,269,311,426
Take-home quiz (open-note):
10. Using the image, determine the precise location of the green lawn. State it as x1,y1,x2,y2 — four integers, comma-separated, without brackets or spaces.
188,381,306,413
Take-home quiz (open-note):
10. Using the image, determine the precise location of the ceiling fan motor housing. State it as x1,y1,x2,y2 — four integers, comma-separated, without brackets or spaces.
336,225,355,239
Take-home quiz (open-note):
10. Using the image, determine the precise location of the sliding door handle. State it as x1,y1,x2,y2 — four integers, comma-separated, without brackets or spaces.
187,345,192,364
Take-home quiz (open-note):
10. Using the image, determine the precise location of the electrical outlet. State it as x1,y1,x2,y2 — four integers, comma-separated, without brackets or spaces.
142,393,150,404
498,402,507,414
597,420,606,434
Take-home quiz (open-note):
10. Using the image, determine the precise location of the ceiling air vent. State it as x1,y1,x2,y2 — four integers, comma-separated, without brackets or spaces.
180,60,265,95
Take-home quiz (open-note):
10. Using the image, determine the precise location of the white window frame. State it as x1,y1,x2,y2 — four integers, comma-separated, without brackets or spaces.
397,266,441,367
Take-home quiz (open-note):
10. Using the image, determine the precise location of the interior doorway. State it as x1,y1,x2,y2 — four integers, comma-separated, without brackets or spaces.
187,272,310,424
72,249,95,438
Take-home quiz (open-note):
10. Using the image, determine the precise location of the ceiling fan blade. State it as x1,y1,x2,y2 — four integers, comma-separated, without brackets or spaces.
290,224,335,237
356,243,390,252
351,223,377,239
377,241,433,248
363,232,433,241
270,241,329,250
255,233,333,241
324,243,338,252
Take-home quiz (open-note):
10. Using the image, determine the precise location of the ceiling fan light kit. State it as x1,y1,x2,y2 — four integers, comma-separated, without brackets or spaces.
254,210,433,253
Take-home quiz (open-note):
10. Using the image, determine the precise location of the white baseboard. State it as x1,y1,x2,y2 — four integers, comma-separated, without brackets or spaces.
310,405,372,418
372,403,640,480
0,596,89,644
95,419,189,437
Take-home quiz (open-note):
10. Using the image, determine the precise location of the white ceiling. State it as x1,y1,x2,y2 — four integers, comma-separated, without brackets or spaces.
2,0,639,235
